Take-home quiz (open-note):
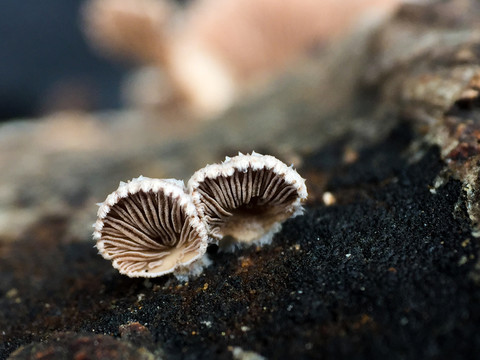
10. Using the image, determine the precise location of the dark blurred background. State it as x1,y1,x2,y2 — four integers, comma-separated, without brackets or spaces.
0,0,129,121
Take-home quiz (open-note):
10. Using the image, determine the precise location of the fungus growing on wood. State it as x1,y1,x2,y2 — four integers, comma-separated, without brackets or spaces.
188,152,307,246
93,176,208,278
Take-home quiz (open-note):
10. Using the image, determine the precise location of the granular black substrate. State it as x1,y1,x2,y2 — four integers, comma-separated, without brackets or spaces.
1,124,479,359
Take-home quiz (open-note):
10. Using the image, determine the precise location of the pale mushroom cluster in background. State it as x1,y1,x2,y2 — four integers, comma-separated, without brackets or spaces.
81,0,402,118
93,153,307,279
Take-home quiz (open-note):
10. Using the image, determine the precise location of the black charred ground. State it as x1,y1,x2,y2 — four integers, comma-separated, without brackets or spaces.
1,123,479,359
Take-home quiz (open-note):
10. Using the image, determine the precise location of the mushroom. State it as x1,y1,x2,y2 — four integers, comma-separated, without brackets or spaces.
93,176,209,278
188,152,307,246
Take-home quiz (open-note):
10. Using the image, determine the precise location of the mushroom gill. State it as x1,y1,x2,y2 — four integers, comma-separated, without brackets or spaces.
93,177,208,278
188,152,307,245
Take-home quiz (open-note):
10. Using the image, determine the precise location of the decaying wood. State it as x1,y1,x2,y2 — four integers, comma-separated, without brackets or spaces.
366,0,480,230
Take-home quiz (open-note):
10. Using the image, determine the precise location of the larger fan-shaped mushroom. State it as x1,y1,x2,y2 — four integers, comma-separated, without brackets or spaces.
93,177,208,278
188,152,307,246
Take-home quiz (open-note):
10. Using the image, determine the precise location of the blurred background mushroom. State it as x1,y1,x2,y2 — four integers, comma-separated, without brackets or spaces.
81,0,403,118
0,0,402,121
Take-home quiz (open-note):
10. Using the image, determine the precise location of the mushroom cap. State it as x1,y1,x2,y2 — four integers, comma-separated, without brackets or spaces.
187,152,307,244
93,176,208,278
82,0,172,64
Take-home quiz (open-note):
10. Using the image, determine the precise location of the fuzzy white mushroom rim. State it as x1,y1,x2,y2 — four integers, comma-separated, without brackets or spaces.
93,177,208,278
187,152,308,245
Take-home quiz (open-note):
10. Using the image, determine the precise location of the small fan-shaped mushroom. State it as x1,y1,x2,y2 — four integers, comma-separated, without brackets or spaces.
93,176,208,278
188,152,307,246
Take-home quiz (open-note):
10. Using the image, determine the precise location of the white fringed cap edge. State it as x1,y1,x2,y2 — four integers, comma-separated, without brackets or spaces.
93,176,209,278
187,151,308,227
